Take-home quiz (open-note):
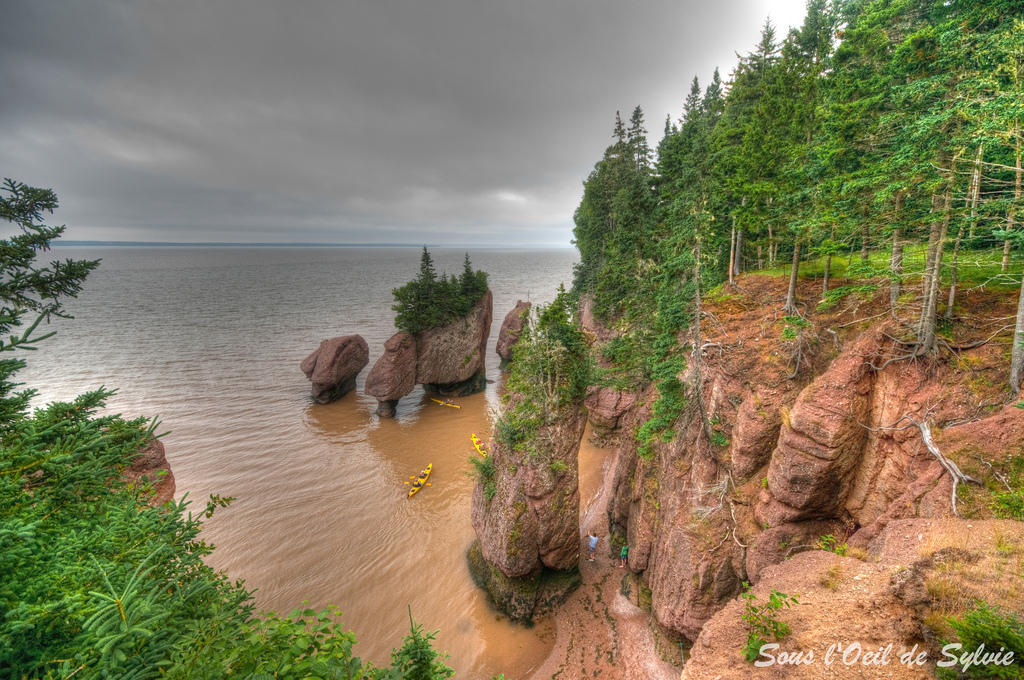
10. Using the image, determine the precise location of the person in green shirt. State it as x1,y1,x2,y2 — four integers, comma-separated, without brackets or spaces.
620,544,628,568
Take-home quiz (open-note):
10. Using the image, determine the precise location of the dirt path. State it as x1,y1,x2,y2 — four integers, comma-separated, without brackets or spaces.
527,448,680,680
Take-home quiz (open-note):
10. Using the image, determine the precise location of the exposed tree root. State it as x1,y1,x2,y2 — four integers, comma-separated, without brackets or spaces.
860,412,981,517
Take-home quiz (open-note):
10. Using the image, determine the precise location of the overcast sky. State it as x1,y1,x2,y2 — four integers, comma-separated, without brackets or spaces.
1,1,808,246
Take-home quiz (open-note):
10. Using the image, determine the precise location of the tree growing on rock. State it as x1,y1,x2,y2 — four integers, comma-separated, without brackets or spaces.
392,247,488,334
505,285,591,426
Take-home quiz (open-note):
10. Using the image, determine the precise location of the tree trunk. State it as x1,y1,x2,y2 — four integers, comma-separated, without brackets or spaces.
947,144,983,320
692,234,712,443
860,221,870,262
1004,122,1021,273
1012,268,1024,397
823,225,835,299
784,238,801,314
728,222,736,286
890,225,903,316
1003,230,1014,273
768,225,775,268
945,221,966,321
822,253,831,298
757,244,763,270
734,228,743,276
967,141,983,240
918,188,953,353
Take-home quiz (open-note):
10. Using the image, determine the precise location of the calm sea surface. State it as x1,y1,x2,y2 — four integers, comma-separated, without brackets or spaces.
22,246,593,678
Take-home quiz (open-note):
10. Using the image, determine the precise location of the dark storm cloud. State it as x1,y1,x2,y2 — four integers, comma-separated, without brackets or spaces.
1,0,808,245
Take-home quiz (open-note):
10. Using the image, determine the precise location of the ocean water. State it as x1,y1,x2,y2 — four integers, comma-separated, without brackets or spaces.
21,245,588,678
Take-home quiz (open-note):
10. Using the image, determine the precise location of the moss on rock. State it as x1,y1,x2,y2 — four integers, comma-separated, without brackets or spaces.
466,540,581,624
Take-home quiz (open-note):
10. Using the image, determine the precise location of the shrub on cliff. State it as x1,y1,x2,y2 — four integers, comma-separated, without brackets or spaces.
941,605,1024,679
493,285,592,453
0,180,455,679
392,248,488,335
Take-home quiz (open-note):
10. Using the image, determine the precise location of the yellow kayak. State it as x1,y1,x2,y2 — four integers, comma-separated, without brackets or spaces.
407,463,432,497
471,433,487,457
431,398,461,409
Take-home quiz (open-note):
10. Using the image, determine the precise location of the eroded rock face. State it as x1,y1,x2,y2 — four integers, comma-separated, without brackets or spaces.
496,300,531,363
684,519,1024,680
466,540,581,622
577,294,617,342
755,329,881,527
365,332,417,416
122,438,175,507
584,386,637,440
469,403,587,620
301,335,370,404
729,387,787,481
586,273,1024,654
647,519,745,641
416,289,493,396
744,519,844,584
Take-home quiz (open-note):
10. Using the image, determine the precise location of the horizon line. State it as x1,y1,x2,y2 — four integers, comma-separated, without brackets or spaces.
54,240,576,249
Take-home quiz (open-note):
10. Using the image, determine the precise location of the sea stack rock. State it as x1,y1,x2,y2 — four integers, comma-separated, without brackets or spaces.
122,438,176,507
415,289,493,396
365,332,418,417
468,400,587,621
496,300,531,364
300,334,370,404
366,290,493,416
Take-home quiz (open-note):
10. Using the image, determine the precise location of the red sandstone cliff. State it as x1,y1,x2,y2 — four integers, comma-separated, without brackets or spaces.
583,276,1024,649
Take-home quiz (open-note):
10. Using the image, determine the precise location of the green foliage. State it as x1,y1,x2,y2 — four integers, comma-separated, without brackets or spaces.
0,181,459,680
501,286,592,430
572,110,656,320
990,455,1024,520
383,608,455,680
710,430,729,448
570,0,1024,452
0,179,99,432
991,490,1024,520
780,316,808,340
939,605,1024,679
814,534,848,556
392,248,488,335
740,583,799,663
470,455,497,501
817,283,879,311
636,374,686,459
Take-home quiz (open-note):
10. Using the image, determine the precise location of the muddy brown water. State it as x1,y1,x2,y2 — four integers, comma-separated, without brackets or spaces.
22,246,612,678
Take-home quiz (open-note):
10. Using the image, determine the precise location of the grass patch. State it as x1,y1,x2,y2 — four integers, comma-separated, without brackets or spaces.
762,245,1023,292
819,564,844,590
470,455,497,501
846,546,870,561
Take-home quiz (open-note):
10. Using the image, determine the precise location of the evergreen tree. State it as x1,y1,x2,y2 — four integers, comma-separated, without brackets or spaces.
572,110,656,319
393,248,488,334
712,19,782,272
627,105,653,173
